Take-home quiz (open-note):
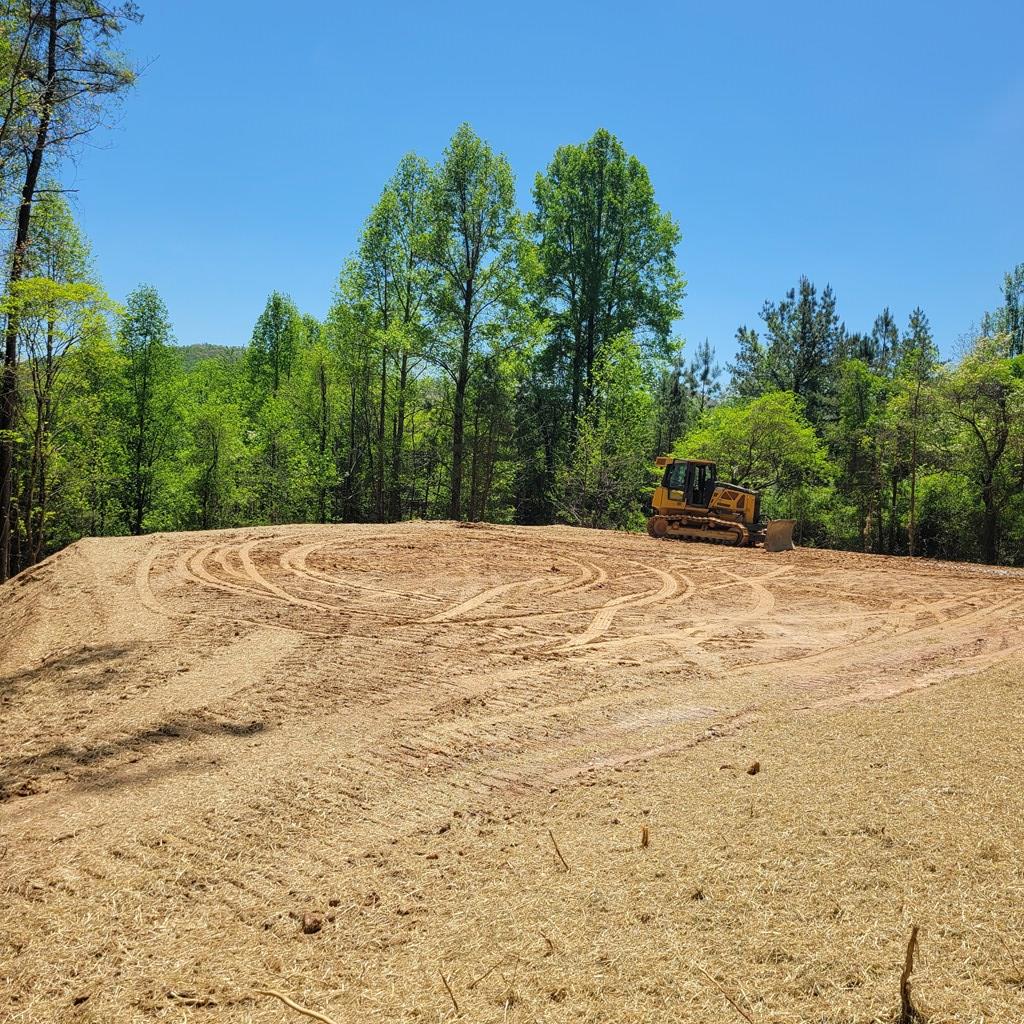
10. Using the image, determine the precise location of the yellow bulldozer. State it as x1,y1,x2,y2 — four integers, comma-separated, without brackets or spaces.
647,456,796,551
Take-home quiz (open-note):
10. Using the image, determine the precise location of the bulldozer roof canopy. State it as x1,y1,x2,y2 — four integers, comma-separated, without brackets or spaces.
654,456,716,467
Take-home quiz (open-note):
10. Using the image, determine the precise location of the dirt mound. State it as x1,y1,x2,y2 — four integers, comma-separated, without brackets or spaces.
2,523,1023,1021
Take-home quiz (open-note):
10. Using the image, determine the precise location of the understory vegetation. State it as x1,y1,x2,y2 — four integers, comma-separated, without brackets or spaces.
1,7,1021,581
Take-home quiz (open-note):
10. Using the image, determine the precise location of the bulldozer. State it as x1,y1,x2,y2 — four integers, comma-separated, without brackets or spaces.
647,456,796,551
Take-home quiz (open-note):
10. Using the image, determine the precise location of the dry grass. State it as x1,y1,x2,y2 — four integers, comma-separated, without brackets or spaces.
3,661,1022,1022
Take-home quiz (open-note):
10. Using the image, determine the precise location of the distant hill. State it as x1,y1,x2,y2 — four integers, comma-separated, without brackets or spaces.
175,343,245,370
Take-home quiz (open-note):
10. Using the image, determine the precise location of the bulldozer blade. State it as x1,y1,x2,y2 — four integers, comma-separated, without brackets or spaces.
763,519,797,552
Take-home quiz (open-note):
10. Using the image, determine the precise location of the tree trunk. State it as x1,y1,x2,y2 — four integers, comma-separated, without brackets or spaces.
21,394,43,570
889,472,899,554
388,350,408,521
569,329,583,446
468,393,483,521
317,359,328,522
981,475,998,564
479,401,499,519
907,428,919,557
344,378,357,520
376,344,387,521
449,294,472,521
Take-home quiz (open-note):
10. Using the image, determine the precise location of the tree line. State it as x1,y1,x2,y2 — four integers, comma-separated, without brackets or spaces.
1,6,1022,582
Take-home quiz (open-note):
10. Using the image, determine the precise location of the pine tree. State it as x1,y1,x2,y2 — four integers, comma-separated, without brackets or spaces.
759,277,843,425
870,307,899,373
981,264,1024,357
689,338,721,413
728,325,767,398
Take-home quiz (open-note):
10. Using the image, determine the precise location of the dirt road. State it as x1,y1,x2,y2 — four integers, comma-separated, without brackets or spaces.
2,523,1023,1022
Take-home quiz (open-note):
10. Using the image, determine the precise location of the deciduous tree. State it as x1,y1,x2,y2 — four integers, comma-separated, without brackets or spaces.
425,124,524,520
116,284,178,535
0,1,139,579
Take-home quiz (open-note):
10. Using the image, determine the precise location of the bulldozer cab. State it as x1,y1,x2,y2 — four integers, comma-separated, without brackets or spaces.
662,459,717,508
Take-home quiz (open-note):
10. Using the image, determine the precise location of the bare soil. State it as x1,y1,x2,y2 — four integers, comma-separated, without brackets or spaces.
1,522,1023,1022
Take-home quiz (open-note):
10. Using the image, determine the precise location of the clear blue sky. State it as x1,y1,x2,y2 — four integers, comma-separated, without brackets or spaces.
66,0,1023,366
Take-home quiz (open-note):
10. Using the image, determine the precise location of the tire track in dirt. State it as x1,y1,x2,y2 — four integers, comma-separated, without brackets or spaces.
182,544,288,606
138,540,336,638
565,566,783,657
425,575,549,622
560,561,681,649
734,589,1022,679
289,539,444,605
134,541,176,620
540,557,608,597
237,538,348,614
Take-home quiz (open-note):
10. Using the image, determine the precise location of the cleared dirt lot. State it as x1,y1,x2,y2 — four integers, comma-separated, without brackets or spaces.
2,522,1023,1022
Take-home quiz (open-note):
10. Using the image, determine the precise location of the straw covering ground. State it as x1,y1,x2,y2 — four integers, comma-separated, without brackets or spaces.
1,522,1023,1022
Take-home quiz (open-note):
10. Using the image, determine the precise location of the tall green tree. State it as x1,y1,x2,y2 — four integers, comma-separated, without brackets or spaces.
896,306,939,555
689,338,721,414
939,336,1023,563
8,192,113,568
245,291,307,522
651,340,692,455
117,285,179,535
286,338,337,523
532,128,683,430
425,124,525,520
355,153,432,520
55,328,125,542
247,291,304,398
325,273,378,521
728,325,768,398
982,264,1024,358
869,306,899,373
832,358,887,550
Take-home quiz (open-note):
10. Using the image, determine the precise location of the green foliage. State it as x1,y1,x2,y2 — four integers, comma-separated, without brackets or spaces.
915,471,984,562
554,333,654,530
174,357,249,530
937,336,1023,563
247,291,305,398
55,332,127,542
116,284,181,534
830,358,889,550
676,391,831,496
531,128,684,392
176,343,243,371
728,325,769,399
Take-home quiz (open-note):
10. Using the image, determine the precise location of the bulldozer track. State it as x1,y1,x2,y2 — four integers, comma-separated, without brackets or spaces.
560,561,682,649
126,528,1024,683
